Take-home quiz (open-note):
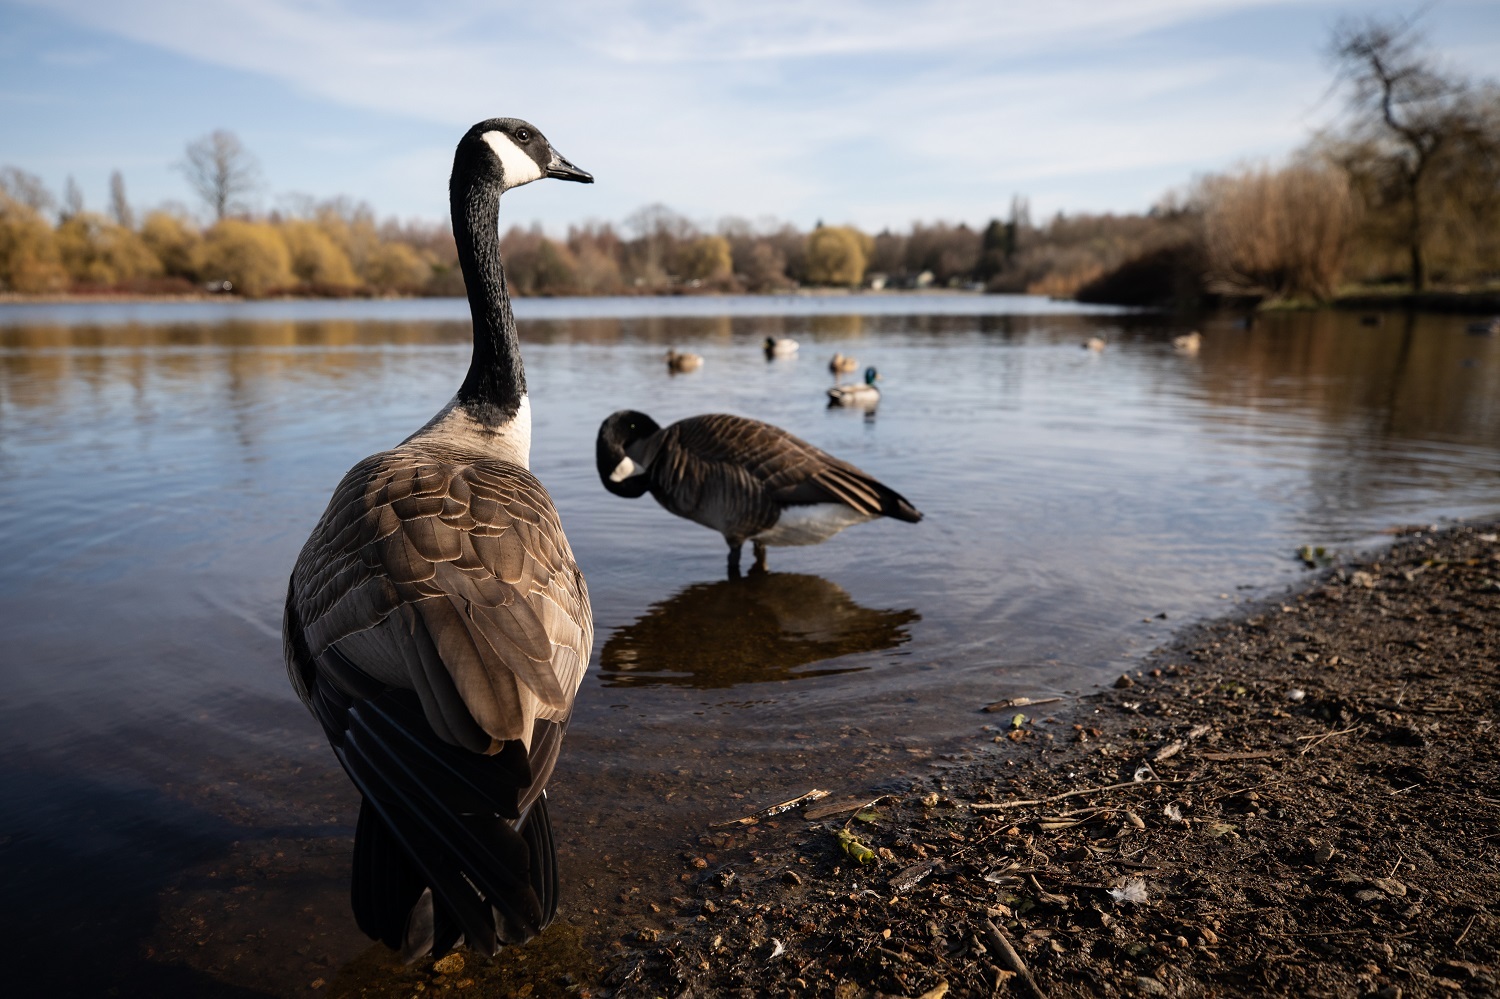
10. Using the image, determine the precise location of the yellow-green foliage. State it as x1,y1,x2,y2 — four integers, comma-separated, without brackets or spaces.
676,235,733,282
139,211,201,278
54,212,162,286
316,205,383,277
361,241,430,293
0,196,68,293
805,226,871,287
195,219,294,297
280,220,358,288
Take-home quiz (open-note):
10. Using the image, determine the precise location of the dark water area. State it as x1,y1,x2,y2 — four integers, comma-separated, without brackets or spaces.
1,296,1497,995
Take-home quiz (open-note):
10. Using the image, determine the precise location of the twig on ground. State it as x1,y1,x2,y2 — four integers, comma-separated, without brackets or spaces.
1297,725,1363,756
980,917,1048,999
969,777,1196,812
711,789,829,827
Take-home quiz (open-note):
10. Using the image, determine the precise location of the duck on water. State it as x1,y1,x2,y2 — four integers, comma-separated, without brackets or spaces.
596,410,922,577
282,118,594,961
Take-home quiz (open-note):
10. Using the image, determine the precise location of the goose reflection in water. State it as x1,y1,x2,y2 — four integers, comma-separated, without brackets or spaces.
601,572,920,689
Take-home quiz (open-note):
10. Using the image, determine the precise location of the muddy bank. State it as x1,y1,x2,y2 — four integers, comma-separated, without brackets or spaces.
579,521,1498,998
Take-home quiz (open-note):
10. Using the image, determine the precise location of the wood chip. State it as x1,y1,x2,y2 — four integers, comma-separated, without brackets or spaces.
1153,739,1185,762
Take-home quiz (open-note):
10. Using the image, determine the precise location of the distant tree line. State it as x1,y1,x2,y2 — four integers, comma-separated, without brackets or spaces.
1,16,1494,304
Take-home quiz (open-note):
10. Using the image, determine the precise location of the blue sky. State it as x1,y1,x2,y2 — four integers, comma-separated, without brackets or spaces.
3,0,1498,234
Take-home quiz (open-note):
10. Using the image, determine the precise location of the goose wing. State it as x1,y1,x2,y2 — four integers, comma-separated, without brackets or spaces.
287,450,593,760
666,413,921,522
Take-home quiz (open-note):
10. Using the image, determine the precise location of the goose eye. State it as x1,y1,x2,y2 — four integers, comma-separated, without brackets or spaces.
515,128,532,142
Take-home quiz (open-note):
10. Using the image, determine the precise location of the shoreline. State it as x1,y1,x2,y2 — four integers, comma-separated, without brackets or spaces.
324,518,1499,997
612,519,1500,998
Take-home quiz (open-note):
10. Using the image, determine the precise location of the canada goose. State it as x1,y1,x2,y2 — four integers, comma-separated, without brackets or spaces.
829,352,859,374
827,366,881,408
283,118,594,961
765,336,799,357
1172,331,1201,353
596,410,921,577
1083,336,1107,352
665,348,703,373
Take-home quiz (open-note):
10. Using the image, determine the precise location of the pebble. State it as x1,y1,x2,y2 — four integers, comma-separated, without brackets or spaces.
1135,976,1169,995
431,953,464,976
1115,674,1136,689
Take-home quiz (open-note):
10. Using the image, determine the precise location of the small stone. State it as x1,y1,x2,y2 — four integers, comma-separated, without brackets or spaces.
1135,976,1169,995
1200,926,1219,945
1370,878,1407,897
431,953,464,976
782,870,803,886
1351,571,1376,588
1115,674,1136,689
921,792,940,807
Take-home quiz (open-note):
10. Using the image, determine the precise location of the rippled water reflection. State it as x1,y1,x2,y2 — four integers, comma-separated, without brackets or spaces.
600,572,919,688
1,297,1497,995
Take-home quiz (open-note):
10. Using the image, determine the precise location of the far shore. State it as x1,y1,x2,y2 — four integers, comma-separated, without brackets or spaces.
3,286,1499,314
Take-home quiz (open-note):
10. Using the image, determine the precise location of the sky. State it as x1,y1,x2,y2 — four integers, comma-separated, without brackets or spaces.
2,0,1499,235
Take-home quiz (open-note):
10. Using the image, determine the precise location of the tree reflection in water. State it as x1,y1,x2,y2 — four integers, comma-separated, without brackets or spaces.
601,572,919,688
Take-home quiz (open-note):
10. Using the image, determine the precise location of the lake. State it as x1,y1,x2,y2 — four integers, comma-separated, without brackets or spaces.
1,295,1497,995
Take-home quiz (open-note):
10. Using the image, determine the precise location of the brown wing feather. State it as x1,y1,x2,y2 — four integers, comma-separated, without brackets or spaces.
290,447,592,752
663,414,915,520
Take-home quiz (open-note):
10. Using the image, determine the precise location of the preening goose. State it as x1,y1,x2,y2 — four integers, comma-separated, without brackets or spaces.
283,117,594,961
764,336,799,357
596,410,921,577
827,366,881,408
666,348,703,373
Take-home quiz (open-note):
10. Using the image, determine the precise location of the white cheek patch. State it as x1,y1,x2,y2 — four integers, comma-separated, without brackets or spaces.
482,131,544,190
609,456,646,482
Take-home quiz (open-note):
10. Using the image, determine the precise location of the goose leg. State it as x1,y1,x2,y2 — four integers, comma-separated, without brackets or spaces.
750,541,768,575
727,539,744,579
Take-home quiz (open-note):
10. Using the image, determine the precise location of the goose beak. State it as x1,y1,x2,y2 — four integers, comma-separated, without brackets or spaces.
546,151,593,183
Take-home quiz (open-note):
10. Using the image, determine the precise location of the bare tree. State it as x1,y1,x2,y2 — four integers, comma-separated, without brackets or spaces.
61,176,85,221
0,167,55,214
178,130,261,221
1329,14,1484,291
109,170,134,229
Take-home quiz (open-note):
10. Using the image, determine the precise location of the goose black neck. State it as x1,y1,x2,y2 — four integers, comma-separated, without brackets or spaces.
452,180,525,423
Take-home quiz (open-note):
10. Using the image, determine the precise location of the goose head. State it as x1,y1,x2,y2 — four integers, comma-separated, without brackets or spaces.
596,409,662,498
453,117,593,196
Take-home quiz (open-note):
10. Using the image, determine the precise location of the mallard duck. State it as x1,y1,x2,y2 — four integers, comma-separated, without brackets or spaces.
596,410,921,576
829,352,859,374
764,336,799,357
283,117,594,961
666,348,703,373
827,366,882,408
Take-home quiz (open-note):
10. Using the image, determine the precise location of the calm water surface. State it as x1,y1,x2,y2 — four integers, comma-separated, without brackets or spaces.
1,295,1497,995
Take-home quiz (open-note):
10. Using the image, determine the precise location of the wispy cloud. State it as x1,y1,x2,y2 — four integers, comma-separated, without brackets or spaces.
9,0,1499,226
